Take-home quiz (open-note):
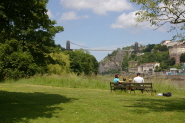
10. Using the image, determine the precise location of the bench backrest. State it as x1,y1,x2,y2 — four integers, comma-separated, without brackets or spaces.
129,83,153,90
110,82,153,90
110,82,127,90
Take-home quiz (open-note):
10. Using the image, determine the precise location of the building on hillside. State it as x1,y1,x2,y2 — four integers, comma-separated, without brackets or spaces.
128,62,160,74
169,43,185,64
138,63,160,74
137,53,144,56
161,40,184,48
169,68,180,74
160,40,171,46
128,66,138,73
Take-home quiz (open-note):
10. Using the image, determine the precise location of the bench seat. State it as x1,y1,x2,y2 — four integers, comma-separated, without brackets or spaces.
110,82,156,95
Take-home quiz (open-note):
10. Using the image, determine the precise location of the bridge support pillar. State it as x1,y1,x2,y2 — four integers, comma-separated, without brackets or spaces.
134,42,139,52
66,40,73,51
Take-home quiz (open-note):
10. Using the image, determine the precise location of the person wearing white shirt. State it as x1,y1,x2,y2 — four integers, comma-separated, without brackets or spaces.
133,73,144,93
133,73,144,83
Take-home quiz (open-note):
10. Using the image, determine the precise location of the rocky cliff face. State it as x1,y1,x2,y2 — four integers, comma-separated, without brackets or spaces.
98,49,131,73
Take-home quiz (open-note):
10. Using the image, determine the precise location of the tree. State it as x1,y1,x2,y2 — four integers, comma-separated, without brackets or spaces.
0,0,64,79
154,44,168,52
64,49,99,75
122,52,129,71
180,52,185,63
143,44,155,52
0,39,39,79
130,0,185,40
1,0,49,40
168,57,176,66
47,52,70,74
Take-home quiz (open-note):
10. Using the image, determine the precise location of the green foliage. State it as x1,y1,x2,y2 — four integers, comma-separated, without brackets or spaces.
64,49,99,75
154,44,168,52
0,0,65,80
47,52,70,74
122,52,129,71
107,50,118,57
143,44,155,52
129,53,137,61
168,57,176,66
180,53,185,63
0,39,41,80
122,45,134,50
173,63,182,69
154,65,161,72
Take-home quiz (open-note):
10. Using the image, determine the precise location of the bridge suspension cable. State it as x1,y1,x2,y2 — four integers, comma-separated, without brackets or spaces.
69,41,89,48
68,41,134,51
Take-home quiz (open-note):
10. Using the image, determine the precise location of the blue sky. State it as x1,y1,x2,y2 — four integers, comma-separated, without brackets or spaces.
46,0,176,62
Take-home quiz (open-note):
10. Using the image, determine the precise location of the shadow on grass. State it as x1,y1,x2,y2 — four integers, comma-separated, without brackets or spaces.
124,97,185,113
0,91,76,123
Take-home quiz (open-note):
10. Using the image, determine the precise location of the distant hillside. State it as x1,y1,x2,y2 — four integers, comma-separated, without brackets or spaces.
98,47,133,74
98,40,185,74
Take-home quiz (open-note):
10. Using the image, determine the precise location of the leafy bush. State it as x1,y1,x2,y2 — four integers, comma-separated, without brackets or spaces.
64,49,98,75
47,52,71,74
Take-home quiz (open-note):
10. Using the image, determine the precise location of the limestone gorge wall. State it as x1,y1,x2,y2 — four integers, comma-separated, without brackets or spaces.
98,49,131,73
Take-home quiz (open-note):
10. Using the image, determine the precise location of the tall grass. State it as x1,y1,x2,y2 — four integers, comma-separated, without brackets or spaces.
3,73,110,90
143,76,185,95
2,74,185,95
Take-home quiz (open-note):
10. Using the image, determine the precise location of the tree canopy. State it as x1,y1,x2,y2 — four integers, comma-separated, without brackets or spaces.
180,52,185,63
0,0,65,80
130,0,185,39
64,49,99,75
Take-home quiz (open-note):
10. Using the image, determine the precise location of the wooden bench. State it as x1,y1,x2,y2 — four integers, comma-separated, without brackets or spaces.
110,82,156,95
110,82,128,92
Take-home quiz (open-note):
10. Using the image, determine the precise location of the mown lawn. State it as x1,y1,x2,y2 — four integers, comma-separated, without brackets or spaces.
0,83,185,123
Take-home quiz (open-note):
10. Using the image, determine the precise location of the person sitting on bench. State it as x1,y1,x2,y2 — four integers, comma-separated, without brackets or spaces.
133,73,144,92
113,74,124,83
133,73,144,83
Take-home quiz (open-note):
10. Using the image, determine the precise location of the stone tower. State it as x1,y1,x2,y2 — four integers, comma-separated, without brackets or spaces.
134,42,139,52
66,40,71,51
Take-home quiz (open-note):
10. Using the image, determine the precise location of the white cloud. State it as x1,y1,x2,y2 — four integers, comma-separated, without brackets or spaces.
47,9,54,18
60,0,133,15
60,11,89,20
110,11,168,32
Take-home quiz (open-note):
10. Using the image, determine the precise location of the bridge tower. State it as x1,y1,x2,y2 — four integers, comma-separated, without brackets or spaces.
134,42,139,52
66,40,73,51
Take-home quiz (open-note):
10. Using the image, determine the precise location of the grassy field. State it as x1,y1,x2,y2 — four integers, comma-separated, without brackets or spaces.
0,74,185,123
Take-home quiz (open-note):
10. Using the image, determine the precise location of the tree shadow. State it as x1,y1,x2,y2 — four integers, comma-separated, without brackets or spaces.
0,91,77,123
123,97,185,113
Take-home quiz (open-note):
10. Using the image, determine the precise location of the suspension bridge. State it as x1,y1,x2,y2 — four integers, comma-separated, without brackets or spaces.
66,41,138,52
